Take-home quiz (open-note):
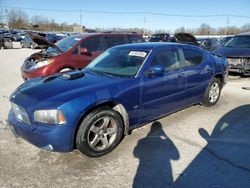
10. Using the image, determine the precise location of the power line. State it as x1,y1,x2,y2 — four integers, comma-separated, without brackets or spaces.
1,5,250,18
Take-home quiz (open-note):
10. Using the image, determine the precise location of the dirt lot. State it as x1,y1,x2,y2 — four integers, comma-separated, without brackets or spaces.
0,43,250,187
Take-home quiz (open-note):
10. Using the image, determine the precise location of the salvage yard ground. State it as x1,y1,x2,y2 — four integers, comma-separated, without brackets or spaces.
0,42,250,187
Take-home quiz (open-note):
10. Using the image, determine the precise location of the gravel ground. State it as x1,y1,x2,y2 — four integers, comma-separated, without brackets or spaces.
0,43,250,187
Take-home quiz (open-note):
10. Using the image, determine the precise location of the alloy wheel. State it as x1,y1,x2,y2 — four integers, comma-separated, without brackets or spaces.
87,116,118,151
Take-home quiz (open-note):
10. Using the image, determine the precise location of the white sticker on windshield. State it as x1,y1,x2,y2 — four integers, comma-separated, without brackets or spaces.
74,38,81,41
128,51,147,58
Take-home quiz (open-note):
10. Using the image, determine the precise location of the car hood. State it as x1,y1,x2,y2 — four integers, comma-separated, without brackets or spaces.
28,32,63,53
215,47,250,58
10,70,128,109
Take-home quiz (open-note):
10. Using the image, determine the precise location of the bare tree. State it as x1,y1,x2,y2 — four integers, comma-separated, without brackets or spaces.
174,27,185,33
240,23,250,33
196,23,215,35
7,9,29,29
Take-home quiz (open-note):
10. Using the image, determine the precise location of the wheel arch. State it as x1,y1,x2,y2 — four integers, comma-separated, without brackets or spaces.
73,101,129,148
213,73,224,87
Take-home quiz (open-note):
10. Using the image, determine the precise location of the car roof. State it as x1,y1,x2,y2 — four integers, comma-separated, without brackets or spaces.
112,42,193,50
236,32,250,36
69,32,141,40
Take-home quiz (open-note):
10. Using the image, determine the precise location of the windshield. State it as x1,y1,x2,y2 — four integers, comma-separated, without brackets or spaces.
86,48,149,78
47,35,81,54
223,36,250,48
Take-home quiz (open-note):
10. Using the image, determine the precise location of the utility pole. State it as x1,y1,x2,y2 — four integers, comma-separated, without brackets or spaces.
143,16,146,36
225,15,230,35
80,9,82,26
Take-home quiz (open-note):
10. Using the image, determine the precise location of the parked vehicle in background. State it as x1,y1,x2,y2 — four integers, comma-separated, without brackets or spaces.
45,33,64,43
143,35,151,42
215,32,250,75
0,34,13,49
21,32,144,80
8,43,228,157
149,33,171,42
18,32,27,40
172,33,198,46
20,34,38,49
0,29,14,41
218,36,234,46
198,38,221,51
9,30,22,41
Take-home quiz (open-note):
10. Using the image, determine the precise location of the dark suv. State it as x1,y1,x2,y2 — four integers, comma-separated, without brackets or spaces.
215,32,250,75
149,33,171,42
21,32,143,80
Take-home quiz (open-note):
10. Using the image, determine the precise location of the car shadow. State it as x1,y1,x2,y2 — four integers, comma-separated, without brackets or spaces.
133,121,180,188
174,104,250,188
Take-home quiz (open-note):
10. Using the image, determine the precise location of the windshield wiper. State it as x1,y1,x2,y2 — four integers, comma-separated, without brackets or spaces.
88,69,114,77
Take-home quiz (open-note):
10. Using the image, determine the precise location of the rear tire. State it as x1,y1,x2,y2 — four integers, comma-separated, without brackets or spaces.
76,107,124,157
202,77,222,107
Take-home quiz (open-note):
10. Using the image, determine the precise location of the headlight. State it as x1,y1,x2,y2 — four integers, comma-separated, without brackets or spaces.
34,110,66,125
11,102,30,124
33,59,54,69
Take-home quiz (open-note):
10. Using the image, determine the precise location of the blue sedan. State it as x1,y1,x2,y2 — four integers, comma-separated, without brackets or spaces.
8,43,228,157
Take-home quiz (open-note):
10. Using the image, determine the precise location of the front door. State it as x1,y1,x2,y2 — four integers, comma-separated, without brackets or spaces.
140,48,186,124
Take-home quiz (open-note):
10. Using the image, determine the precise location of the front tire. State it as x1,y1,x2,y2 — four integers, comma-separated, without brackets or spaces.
76,107,124,157
202,77,222,107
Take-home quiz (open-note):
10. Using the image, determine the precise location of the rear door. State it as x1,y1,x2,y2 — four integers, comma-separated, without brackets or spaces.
180,48,213,104
69,36,104,68
140,48,186,123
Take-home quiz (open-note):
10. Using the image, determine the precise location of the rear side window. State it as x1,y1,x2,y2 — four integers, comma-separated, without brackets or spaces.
104,36,126,49
81,36,103,52
183,49,204,67
151,49,181,71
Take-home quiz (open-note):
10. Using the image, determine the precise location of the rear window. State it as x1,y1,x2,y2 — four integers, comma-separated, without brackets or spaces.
183,49,204,67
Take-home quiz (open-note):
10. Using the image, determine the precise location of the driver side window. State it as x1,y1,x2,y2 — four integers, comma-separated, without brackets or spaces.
151,49,181,71
73,36,103,55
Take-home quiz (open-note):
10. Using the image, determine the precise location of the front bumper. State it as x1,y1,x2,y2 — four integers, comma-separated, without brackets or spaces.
21,69,43,81
229,64,250,74
8,111,73,152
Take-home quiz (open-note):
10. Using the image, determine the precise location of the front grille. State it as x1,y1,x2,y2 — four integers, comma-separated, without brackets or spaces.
227,58,250,66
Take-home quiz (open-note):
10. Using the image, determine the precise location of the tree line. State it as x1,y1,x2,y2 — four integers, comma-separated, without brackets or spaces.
3,9,250,35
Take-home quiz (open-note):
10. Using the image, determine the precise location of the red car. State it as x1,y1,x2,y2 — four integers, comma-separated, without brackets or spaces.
21,32,143,80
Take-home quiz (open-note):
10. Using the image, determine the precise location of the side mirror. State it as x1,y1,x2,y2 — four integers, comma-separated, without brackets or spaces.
80,48,92,56
147,65,164,77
